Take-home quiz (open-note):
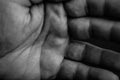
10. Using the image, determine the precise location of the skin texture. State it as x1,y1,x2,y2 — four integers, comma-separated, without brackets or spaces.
0,0,120,80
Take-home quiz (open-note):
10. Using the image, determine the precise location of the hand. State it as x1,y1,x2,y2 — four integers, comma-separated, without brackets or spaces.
0,0,119,80
64,0,120,80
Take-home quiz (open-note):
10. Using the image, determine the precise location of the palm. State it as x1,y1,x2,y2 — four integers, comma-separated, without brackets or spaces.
0,0,43,79
0,0,120,80
0,0,68,80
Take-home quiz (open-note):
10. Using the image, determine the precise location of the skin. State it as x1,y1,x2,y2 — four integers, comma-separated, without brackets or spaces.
0,0,120,80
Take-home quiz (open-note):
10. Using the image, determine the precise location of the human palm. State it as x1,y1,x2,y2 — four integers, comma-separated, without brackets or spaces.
0,0,120,80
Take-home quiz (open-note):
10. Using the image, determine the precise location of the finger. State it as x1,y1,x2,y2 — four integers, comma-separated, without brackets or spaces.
56,60,119,80
65,41,120,73
68,18,120,43
64,0,87,18
87,0,120,19
64,0,120,18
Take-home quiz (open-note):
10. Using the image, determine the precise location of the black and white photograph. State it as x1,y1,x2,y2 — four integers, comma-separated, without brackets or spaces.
0,0,120,80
